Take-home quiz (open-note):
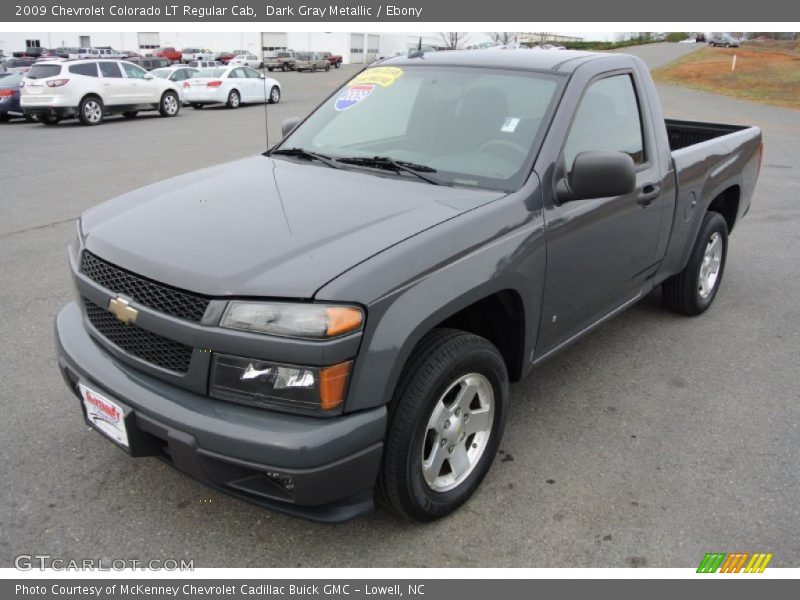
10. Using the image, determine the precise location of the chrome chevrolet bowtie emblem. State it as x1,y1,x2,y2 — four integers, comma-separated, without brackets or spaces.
108,296,138,324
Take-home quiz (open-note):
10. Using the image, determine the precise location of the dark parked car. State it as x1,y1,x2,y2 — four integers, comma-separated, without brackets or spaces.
56,50,762,523
3,58,36,73
0,73,34,122
126,57,172,71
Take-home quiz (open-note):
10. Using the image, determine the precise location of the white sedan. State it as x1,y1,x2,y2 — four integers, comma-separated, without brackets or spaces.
183,66,281,109
151,66,198,102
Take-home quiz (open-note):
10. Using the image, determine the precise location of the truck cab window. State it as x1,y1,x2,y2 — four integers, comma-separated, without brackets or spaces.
564,74,645,172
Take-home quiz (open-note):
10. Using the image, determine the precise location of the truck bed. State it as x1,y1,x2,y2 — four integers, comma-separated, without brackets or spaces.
665,119,749,151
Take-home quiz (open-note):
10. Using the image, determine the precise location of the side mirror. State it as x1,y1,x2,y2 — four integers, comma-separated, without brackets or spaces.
555,151,636,203
259,73,265,79
143,73,154,80
281,116,302,138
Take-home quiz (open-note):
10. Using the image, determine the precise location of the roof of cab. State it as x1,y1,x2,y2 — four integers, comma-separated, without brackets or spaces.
382,48,618,74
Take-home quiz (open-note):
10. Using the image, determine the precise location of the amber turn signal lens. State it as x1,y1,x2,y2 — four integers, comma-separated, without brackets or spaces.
325,307,364,337
319,361,352,410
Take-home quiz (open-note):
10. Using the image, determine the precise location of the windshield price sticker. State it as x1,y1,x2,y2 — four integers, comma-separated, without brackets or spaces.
350,67,404,88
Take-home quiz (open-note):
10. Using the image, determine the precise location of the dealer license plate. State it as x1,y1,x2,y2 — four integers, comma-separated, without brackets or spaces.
79,383,129,448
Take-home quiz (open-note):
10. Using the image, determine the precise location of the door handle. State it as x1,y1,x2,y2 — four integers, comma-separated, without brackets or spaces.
637,184,661,206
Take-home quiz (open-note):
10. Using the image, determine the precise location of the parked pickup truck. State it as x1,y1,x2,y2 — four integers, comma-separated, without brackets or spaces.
321,51,343,68
153,47,182,63
56,50,761,523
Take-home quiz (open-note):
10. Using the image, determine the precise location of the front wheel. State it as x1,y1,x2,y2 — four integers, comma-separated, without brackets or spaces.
325,63,330,71
159,91,180,117
377,329,508,521
268,85,280,104
662,211,729,315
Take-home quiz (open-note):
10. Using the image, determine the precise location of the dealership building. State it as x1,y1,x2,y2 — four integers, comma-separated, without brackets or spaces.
0,31,458,63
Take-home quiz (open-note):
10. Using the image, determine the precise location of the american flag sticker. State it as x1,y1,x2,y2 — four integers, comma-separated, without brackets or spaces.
335,84,376,111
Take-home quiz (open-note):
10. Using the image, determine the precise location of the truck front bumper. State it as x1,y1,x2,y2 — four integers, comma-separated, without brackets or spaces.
55,301,386,522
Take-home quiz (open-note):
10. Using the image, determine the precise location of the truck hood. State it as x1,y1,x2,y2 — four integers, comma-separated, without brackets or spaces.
81,155,504,298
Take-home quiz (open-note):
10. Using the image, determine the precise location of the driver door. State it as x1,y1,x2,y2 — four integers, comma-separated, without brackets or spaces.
536,72,666,357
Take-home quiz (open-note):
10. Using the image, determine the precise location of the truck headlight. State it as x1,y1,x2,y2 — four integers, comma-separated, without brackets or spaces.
220,301,363,339
210,353,352,414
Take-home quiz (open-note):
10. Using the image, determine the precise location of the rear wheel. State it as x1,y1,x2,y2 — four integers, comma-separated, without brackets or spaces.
0,112,9,122
268,85,281,104
122,111,138,119
226,89,240,109
662,211,729,315
377,329,508,521
325,63,331,71
159,91,180,117
78,95,104,126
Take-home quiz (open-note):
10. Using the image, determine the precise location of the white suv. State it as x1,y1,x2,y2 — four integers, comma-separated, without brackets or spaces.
20,59,182,125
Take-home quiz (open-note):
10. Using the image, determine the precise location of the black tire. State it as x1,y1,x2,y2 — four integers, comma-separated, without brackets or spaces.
39,114,60,125
226,89,240,109
325,63,330,72
334,62,340,69
267,67,273,72
122,111,138,119
268,85,280,104
0,112,9,123
78,95,104,126
377,328,509,521
191,103,204,110
159,91,180,117
311,64,317,72
662,211,729,316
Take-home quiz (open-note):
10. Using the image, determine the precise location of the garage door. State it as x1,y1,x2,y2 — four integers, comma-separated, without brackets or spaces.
366,35,380,63
350,33,364,64
262,32,288,52
137,32,160,55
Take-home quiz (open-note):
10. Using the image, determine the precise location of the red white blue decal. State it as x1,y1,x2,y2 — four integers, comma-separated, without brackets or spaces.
335,84,375,111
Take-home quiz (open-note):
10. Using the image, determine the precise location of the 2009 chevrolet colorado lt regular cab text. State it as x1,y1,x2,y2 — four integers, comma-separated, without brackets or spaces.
56,50,762,522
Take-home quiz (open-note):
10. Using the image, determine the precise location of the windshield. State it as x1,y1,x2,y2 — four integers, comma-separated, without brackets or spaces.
151,68,170,79
278,65,562,191
194,68,225,78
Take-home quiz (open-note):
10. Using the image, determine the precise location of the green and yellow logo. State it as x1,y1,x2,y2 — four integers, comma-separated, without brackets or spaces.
697,552,773,573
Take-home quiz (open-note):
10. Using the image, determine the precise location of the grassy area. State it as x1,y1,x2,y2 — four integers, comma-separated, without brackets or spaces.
652,41,800,109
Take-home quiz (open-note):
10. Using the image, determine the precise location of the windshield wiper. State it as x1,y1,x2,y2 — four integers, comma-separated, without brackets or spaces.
270,147,341,169
336,156,443,185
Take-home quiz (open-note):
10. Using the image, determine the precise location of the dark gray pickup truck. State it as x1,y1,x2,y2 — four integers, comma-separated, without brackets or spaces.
56,50,762,522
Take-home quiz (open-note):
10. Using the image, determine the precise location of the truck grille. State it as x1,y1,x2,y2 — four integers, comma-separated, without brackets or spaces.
83,299,193,373
80,251,211,322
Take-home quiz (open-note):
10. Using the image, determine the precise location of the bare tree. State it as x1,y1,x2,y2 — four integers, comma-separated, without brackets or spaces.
439,32,466,50
490,32,517,46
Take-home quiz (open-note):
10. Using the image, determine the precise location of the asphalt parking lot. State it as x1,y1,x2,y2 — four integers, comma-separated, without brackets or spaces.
1,44,798,567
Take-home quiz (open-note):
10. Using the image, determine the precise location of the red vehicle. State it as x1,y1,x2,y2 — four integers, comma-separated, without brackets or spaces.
321,51,343,68
153,47,182,63
215,51,237,64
